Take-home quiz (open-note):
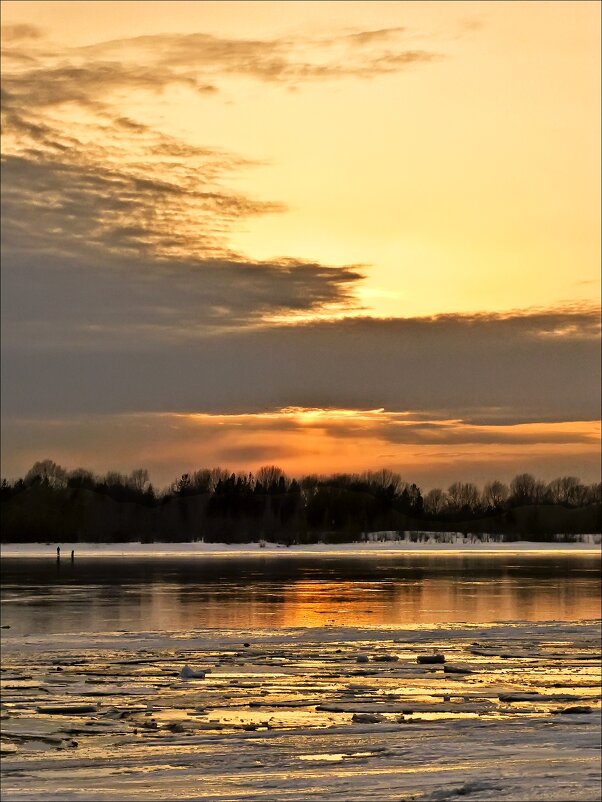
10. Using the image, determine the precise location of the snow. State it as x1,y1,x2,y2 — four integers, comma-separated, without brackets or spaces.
1,536,600,558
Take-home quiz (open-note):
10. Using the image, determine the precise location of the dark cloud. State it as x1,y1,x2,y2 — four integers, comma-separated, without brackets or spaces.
1,252,362,347
1,25,440,112
1,152,284,263
2,22,375,338
0,19,440,344
2,19,597,453
311,417,598,447
2,310,599,425
2,60,216,111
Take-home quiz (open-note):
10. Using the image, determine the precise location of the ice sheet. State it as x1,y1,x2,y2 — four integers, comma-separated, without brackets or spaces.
1,620,600,801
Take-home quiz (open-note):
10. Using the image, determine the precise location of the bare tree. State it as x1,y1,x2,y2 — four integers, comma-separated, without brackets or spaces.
482,480,509,510
104,471,126,488
68,468,96,486
510,473,536,505
128,468,150,493
511,473,550,504
424,487,447,515
256,465,287,489
447,481,480,513
209,467,231,491
363,469,405,495
189,469,212,493
546,476,584,506
24,460,68,489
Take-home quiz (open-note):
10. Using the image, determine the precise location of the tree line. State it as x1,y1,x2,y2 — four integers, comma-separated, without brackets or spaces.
1,459,600,512
1,458,600,544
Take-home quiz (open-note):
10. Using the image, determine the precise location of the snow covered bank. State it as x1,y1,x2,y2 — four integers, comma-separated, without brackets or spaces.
1,537,600,558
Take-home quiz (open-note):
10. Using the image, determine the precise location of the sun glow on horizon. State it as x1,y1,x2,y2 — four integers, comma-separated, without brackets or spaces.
1,1,599,487
3,409,598,491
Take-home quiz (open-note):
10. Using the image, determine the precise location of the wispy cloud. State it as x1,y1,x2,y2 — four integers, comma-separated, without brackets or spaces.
73,27,440,84
5,22,422,331
1,23,44,42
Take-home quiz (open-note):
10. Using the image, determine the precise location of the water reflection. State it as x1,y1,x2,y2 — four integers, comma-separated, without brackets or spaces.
1,554,599,634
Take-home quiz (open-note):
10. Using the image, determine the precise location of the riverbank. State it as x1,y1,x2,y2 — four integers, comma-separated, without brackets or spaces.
1,537,600,558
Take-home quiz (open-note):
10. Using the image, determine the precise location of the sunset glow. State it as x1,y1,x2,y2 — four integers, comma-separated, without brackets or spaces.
3,409,599,490
1,0,600,487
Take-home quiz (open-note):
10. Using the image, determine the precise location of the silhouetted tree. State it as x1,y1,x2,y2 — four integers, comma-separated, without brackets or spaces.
424,488,447,516
546,476,584,506
67,468,96,490
173,473,193,496
128,468,150,493
482,480,509,511
25,460,68,489
509,473,547,506
447,482,480,514
3,460,600,544
256,465,287,493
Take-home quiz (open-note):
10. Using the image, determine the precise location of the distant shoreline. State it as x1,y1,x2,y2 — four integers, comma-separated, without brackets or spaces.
1,539,600,558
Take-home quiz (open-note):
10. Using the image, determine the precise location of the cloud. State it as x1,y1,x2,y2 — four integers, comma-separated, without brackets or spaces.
0,19,441,343
2,410,598,490
1,151,285,263
307,413,599,446
2,22,376,337
2,310,599,426
341,28,408,47
1,23,44,42
1,251,362,347
1,24,440,111
74,29,440,85
216,442,308,464
2,56,219,115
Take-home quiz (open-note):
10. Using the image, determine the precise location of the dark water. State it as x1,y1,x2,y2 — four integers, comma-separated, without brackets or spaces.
1,554,600,634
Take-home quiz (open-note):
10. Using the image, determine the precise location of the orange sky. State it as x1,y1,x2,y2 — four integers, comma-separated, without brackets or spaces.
3,0,599,316
1,1,600,488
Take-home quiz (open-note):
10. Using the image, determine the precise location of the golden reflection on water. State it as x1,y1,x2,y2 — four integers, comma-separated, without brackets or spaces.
110,579,599,632
157,576,600,630
2,555,600,634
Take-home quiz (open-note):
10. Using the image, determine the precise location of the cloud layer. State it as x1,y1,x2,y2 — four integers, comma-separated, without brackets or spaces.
3,309,599,425
5,23,407,332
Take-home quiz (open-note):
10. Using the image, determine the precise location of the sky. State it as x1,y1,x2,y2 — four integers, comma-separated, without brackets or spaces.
1,0,600,490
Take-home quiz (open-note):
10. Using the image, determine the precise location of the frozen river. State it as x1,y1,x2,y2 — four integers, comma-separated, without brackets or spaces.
1,549,600,801
1,551,600,633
